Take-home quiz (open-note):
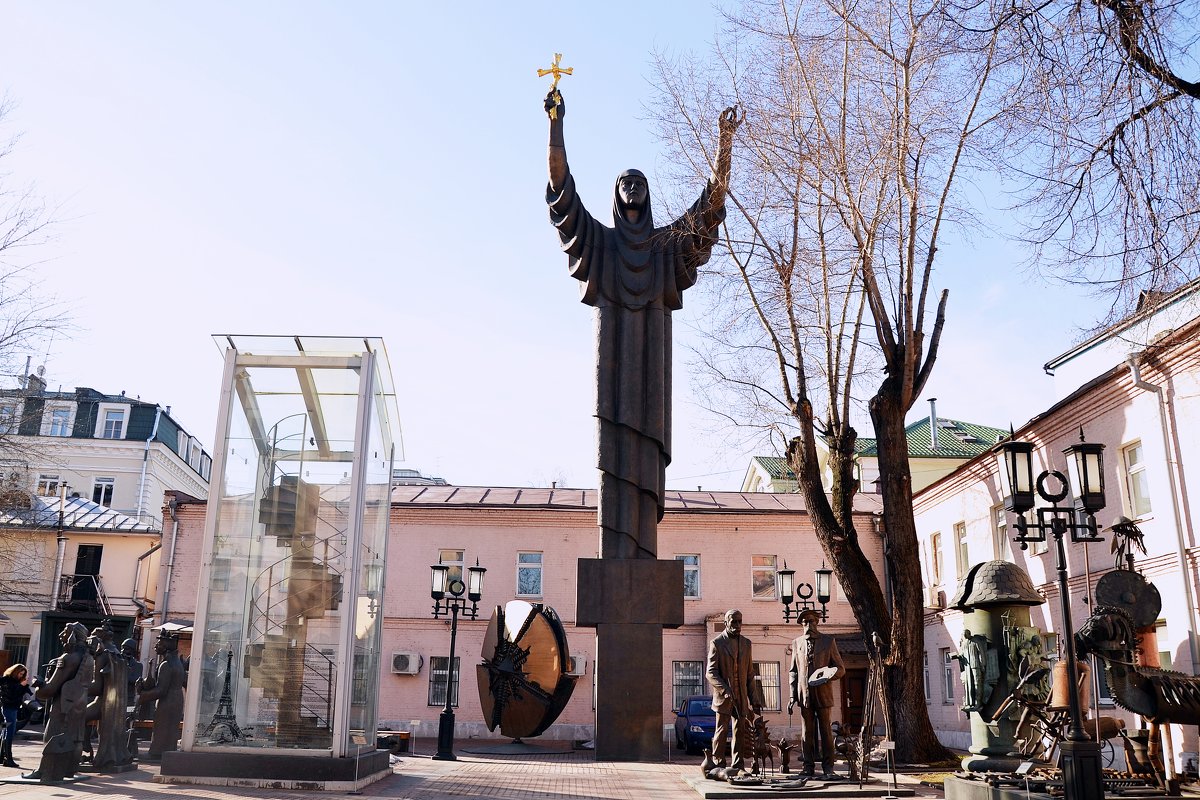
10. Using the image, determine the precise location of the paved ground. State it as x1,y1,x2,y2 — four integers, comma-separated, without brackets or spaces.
0,734,947,799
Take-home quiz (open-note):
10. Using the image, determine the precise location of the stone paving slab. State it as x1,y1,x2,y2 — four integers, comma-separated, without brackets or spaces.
0,735,945,800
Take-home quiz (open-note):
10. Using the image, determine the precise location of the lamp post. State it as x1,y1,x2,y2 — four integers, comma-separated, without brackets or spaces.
995,428,1106,799
429,559,486,761
776,561,834,623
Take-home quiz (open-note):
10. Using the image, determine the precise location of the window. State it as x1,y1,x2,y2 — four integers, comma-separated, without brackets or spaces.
941,648,955,702
751,555,778,600
3,635,29,667
438,549,464,587
46,406,71,437
677,554,700,599
1123,442,1152,517
102,409,125,439
672,660,705,710
0,403,18,434
352,653,369,705
1028,501,1049,555
930,533,943,584
954,522,968,576
1155,621,1171,670
36,474,61,497
1042,633,1059,665
754,661,782,712
428,656,460,707
189,442,202,471
1094,657,1113,705
516,551,543,596
923,651,931,701
991,505,1008,561
92,477,114,506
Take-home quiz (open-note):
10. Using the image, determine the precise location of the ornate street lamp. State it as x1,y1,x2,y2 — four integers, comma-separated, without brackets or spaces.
777,561,833,623
429,559,486,760
993,432,1106,799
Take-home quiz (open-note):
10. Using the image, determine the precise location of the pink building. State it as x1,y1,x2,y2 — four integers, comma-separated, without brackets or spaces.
163,488,881,742
916,284,1200,769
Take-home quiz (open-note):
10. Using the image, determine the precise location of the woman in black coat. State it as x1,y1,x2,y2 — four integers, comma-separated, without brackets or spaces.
0,663,34,767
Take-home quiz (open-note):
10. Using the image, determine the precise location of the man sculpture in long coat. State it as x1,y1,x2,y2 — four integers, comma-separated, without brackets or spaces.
707,609,758,773
546,89,739,559
788,609,846,778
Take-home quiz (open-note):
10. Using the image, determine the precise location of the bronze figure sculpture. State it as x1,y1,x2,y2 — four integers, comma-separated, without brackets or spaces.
85,623,133,771
25,622,94,782
706,609,759,773
787,609,845,778
135,632,186,761
545,88,739,559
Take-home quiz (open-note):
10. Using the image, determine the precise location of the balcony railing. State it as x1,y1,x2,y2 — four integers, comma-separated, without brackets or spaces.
55,573,112,615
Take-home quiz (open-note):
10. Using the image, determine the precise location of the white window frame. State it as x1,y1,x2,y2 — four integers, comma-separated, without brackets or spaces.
36,473,61,497
923,651,931,702
930,532,943,584
991,504,1008,561
954,521,968,576
0,403,19,434
92,477,115,506
751,554,778,600
438,549,464,587
753,661,782,712
427,655,460,707
672,661,705,711
1123,441,1152,518
43,404,74,437
516,551,543,597
96,403,128,439
676,554,700,599
942,648,955,703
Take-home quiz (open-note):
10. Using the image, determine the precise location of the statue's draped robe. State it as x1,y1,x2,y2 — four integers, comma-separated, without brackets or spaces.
548,171,724,558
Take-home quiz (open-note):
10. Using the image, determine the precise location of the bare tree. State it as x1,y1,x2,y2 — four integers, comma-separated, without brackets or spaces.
652,0,1010,761
989,0,1200,320
0,96,66,602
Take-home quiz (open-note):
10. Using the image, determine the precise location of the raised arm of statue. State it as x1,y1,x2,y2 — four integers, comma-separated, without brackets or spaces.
546,89,568,192
706,106,741,217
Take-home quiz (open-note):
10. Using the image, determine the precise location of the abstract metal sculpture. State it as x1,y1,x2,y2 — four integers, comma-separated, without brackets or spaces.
476,601,576,739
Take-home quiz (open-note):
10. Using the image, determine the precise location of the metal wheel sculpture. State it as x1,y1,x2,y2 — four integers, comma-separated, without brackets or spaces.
476,600,577,739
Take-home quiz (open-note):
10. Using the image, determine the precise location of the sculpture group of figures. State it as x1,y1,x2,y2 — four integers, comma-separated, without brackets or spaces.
11,623,185,783
701,609,847,786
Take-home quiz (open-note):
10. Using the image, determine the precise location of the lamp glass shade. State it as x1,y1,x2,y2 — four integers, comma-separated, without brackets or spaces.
777,565,795,605
467,563,487,601
1065,440,1106,513
997,439,1035,513
430,564,449,600
815,566,832,605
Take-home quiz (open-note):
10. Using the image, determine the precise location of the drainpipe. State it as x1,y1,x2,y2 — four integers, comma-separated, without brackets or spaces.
1127,353,1200,673
51,483,69,611
160,497,180,625
928,398,939,451
136,405,163,522
131,542,162,617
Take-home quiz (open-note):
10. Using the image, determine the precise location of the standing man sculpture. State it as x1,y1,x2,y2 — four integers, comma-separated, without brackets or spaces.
545,76,740,760
788,609,845,779
706,610,758,774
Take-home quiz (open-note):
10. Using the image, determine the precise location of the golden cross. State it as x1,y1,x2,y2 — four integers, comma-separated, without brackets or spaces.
537,53,573,120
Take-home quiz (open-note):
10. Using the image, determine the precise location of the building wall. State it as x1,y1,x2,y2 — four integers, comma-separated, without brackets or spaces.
162,492,881,741
915,320,1200,765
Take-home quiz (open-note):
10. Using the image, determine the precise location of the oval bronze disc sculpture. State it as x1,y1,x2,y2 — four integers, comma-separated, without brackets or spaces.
476,600,577,739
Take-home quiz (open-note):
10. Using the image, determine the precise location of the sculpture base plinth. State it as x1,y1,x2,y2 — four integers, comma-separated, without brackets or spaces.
159,750,390,791
577,558,684,761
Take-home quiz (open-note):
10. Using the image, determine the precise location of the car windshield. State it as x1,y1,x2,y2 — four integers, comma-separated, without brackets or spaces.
687,700,714,716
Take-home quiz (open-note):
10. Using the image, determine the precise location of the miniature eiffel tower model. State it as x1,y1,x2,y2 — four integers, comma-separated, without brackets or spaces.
203,649,250,743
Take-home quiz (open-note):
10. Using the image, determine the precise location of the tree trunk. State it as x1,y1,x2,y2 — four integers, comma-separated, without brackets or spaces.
869,379,953,763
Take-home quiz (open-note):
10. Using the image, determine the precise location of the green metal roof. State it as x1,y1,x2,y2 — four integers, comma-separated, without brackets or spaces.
749,456,796,481
855,417,1006,458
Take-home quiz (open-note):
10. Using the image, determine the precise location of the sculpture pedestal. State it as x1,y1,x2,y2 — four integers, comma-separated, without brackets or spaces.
577,558,683,761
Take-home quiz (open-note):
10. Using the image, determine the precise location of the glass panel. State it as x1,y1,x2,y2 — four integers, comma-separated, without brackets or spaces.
751,555,777,599
672,660,704,710
517,552,542,597
754,661,781,711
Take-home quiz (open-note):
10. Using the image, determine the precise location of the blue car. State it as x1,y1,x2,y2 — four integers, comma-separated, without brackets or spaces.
674,695,717,755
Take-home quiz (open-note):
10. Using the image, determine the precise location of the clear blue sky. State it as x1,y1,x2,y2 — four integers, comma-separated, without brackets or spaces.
1,2,1096,489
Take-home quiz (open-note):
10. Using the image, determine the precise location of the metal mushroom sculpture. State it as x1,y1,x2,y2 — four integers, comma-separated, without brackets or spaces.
476,600,577,739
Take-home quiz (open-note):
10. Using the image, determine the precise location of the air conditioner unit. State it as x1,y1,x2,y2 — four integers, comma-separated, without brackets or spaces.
391,652,423,675
566,655,587,677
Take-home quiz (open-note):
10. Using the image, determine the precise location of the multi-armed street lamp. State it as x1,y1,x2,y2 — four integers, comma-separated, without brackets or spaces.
995,429,1106,800
776,561,834,623
429,559,486,761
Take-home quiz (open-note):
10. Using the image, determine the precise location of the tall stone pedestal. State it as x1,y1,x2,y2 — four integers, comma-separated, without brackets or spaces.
577,558,683,761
